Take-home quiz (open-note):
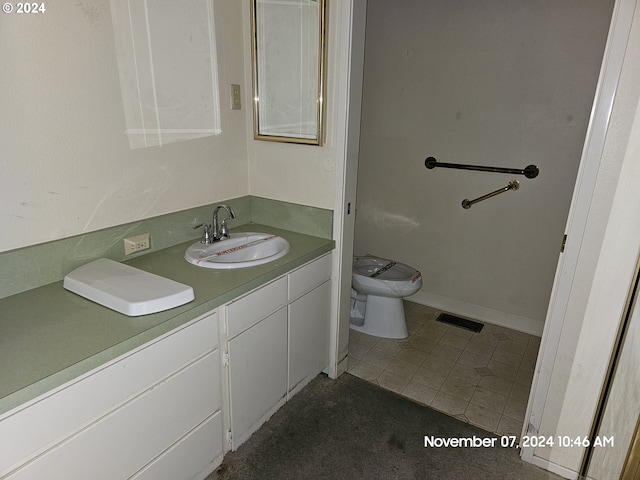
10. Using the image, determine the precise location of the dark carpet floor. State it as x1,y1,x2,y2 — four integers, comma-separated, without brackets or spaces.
207,373,562,480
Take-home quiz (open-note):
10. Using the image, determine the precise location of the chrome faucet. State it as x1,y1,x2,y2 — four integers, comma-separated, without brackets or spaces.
212,204,236,241
194,204,236,244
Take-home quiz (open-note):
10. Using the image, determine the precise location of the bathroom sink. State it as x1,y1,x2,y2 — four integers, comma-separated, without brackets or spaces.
184,232,290,269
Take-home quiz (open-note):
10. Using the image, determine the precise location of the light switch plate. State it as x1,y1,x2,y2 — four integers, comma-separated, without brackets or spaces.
231,84,241,110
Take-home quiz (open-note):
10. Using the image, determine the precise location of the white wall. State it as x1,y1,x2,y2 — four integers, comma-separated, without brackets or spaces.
354,0,613,334
243,1,340,210
0,0,248,253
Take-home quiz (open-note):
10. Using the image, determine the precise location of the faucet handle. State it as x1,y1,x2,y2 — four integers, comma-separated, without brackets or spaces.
193,223,213,244
218,219,231,241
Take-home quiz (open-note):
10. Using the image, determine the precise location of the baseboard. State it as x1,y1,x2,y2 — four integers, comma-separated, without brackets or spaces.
407,291,544,337
528,454,579,479
334,355,349,378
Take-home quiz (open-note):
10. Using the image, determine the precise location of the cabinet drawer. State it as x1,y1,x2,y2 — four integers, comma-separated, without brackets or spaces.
131,411,223,480
226,276,287,338
0,312,219,477
5,351,220,480
288,253,332,301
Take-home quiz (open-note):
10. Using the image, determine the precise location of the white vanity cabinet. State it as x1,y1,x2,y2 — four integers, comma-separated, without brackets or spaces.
0,251,333,479
0,312,224,480
224,253,332,451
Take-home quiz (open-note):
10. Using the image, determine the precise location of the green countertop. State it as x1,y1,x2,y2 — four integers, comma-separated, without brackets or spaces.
0,224,334,415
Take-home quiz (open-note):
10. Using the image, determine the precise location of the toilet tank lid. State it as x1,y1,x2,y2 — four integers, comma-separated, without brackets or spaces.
64,258,195,316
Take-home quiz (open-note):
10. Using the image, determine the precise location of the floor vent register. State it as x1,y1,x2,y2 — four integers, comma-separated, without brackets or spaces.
436,313,484,333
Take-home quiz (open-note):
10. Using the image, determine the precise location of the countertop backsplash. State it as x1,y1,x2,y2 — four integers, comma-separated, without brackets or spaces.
0,196,332,300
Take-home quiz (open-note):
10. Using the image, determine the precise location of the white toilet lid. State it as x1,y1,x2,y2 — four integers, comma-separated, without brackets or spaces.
353,256,420,282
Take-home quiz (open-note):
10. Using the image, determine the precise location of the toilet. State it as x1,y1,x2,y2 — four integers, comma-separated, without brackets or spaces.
350,256,423,339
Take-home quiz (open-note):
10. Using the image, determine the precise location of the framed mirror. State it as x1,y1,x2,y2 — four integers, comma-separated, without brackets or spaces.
251,0,327,145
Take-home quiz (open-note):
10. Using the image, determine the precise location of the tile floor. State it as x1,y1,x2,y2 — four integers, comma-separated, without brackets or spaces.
347,302,540,438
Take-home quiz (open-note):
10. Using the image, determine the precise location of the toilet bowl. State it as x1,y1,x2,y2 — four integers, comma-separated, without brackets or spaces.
350,256,423,339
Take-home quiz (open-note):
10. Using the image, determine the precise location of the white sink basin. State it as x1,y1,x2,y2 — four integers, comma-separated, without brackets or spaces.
184,232,290,269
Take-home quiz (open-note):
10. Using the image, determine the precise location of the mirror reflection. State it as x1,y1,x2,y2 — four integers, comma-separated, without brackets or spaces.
251,0,327,145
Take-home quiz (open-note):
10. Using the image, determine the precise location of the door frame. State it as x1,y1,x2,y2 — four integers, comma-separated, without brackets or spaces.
333,2,637,477
518,0,637,470
328,0,367,378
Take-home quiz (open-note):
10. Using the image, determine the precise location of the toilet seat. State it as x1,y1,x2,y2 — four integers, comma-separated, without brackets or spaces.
350,256,423,338
352,256,422,298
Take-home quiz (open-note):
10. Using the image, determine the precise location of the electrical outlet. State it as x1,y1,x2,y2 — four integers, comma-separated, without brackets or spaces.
124,233,150,256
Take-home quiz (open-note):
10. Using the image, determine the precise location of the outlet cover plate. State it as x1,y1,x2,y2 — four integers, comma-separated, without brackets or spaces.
124,233,150,256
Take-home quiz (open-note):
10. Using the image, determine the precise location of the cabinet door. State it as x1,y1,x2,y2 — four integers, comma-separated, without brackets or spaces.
288,280,331,396
227,307,287,449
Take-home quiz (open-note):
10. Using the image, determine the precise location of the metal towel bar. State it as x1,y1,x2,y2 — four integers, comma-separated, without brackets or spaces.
425,156,539,179
462,180,519,209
